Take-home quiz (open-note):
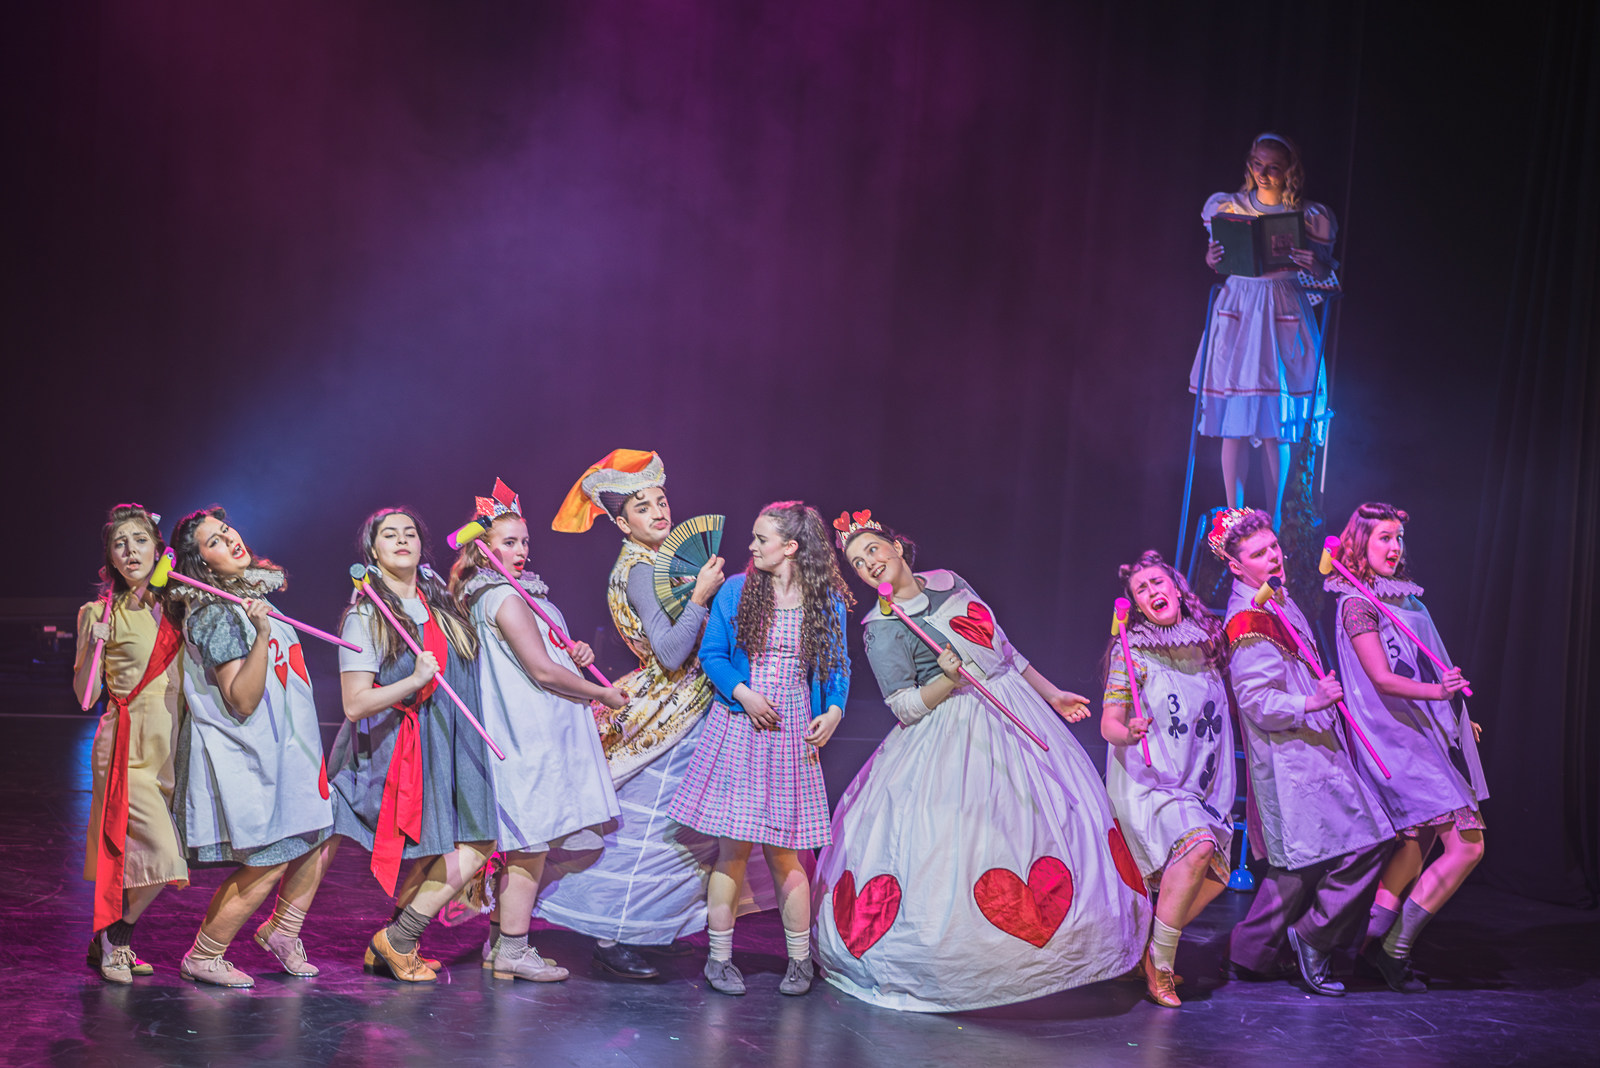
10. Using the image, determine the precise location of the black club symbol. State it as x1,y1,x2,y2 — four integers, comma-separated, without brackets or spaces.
1167,715,1189,740
1194,700,1222,741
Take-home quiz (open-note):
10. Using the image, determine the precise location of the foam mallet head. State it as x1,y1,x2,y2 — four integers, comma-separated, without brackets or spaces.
349,563,369,588
1112,597,1130,636
876,581,894,616
1320,535,1339,576
149,548,175,589
1253,578,1277,606
448,520,487,552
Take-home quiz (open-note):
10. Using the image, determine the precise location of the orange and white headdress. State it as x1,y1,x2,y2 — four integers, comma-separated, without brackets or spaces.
551,449,665,533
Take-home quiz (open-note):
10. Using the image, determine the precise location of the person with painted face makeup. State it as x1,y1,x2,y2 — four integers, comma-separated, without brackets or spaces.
1101,550,1233,1008
448,479,625,983
1328,503,1486,993
1214,508,1394,997
539,451,770,982
167,507,336,988
74,503,189,983
667,500,852,997
807,513,1149,1014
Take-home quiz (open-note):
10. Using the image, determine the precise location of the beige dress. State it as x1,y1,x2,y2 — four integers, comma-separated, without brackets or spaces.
82,598,189,890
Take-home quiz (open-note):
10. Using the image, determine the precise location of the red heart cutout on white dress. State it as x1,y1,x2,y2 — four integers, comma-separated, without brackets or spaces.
832,870,902,958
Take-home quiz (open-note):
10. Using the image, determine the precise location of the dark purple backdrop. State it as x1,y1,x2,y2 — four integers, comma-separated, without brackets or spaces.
6,3,1596,904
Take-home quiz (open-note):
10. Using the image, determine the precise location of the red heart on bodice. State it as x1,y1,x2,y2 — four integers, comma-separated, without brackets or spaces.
973,856,1073,947
1108,820,1149,898
948,601,995,649
288,642,310,685
832,870,902,958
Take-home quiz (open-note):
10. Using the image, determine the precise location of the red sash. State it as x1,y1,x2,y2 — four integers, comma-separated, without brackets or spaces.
1224,608,1312,669
370,594,448,896
92,610,182,932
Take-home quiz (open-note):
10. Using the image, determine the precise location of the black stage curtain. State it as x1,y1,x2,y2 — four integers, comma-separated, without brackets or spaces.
3,2,1596,905
1466,4,1600,907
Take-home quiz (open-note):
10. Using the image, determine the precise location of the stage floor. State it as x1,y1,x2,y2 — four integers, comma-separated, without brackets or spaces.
4,697,1597,1068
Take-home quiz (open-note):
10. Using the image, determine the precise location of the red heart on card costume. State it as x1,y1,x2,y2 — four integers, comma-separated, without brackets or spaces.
948,601,996,649
832,870,901,958
973,857,1073,947
288,642,310,685
270,638,288,688
1109,820,1149,898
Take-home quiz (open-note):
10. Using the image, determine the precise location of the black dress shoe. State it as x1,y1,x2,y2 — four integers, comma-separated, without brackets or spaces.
593,941,660,980
1363,942,1428,993
1286,927,1345,996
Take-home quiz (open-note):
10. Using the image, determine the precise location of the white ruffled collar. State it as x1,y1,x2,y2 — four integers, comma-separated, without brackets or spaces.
1324,574,1424,599
460,567,549,603
861,569,957,624
1126,616,1212,650
170,565,285,605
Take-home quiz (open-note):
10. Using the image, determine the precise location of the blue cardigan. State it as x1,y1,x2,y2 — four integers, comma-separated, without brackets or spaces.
697,573,850,719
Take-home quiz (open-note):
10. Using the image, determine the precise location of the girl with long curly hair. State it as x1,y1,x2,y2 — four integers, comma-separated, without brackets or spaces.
74,504,188,983
167,506,336,988
667,500,852,997
811,514,1149,1013
1327,502,1485,993
1100,550,1232,1007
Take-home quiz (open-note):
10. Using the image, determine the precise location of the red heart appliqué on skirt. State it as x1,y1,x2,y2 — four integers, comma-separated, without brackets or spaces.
1108,819,1149,898
948,601,996,649
973,856,1073,947
832,870,902,958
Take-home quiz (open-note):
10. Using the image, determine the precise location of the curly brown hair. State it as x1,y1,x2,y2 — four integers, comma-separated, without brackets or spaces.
1105,550,1227,674
96,503,174,616
1336,502,1412,583
735,501,855,682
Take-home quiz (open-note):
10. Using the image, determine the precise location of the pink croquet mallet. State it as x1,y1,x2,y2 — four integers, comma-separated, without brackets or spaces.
80,590,114,711
149,549,361,652
1111,597,1154,767
876,581,1049,752
448,520,613,688
1253,577,1391,779
350,565,505,762
1320,535,1472,697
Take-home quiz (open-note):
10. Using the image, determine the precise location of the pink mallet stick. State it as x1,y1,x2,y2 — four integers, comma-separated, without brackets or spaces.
1255,578,1391,779
351,567,505,762
876,582,1048,752
150,549,361,652
1320,536,1471,697
448,522,612,688
1111,598,1153,767
80,590,114,711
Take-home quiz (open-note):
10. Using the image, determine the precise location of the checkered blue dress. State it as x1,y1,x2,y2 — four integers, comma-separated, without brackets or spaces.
667,607,831,849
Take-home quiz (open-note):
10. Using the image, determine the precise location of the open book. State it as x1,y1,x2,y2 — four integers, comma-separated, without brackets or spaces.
1211,210,1305,277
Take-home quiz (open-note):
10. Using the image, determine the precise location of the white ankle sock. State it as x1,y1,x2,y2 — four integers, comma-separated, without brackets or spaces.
707,927,734,962
1148,918,1182,972
784,928,810,961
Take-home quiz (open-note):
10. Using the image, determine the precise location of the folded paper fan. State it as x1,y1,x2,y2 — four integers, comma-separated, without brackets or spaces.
652,515,724,620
